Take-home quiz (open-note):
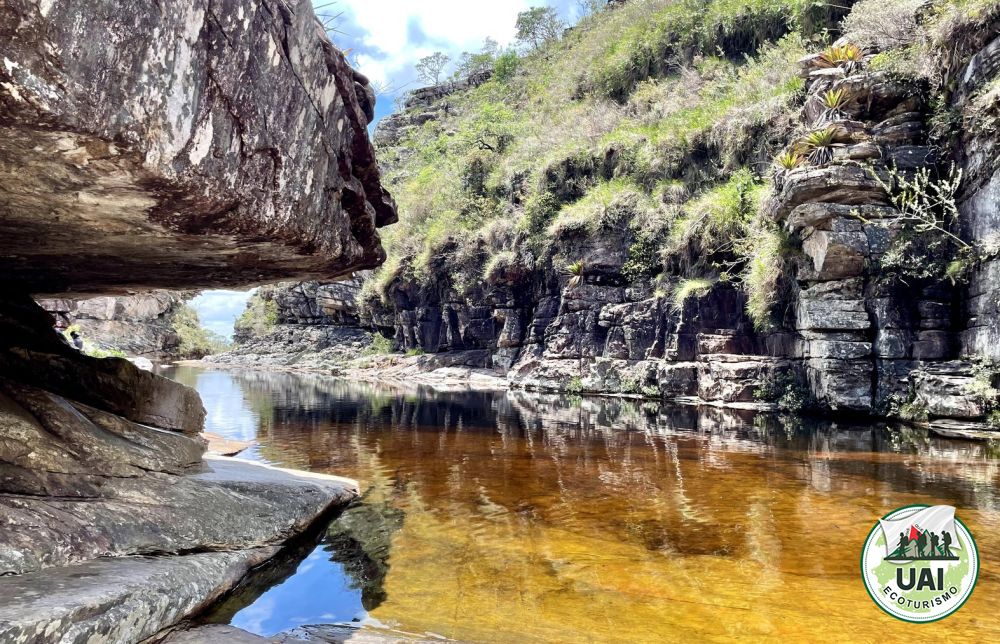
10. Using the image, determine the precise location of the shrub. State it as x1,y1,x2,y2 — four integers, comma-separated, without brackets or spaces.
363,333,395,356
754,371,808,411
968,357,1000,411
173,304,231,358
234,293,279,340
864,163,971,285
841,0,925,51
672,278,713,310
494,51,520,82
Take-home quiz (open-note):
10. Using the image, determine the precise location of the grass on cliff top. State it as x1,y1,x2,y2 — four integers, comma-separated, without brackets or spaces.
370,0,831,313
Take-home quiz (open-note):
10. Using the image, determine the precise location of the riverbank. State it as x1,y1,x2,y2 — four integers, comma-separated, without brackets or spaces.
186,351,1000,442
0,456,359,642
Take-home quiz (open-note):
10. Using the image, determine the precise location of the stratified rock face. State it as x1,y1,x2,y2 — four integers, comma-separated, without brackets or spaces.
0,294,205,432
354,19,1000,428
268,279,364,326
38,291,188,358
0,0,396,294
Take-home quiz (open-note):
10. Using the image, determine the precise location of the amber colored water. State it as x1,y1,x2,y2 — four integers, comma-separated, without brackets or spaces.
165,367,1000,642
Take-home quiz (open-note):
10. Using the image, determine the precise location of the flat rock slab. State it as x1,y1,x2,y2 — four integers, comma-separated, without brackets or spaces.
163,623,444,643
0,548,279,644
929,423,999,441
202,432,255,456
1,456,359,575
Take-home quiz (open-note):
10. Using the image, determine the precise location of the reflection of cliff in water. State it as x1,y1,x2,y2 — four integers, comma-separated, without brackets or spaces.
324,499,405,610
207,368,1000,511
199,498,403,631
170,368,1000,640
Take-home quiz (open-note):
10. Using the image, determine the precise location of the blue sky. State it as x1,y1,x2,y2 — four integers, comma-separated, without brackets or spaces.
320,0,581,126
192,1,578,338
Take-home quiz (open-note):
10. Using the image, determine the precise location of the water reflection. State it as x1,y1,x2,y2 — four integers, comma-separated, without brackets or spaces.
164,367,1000,642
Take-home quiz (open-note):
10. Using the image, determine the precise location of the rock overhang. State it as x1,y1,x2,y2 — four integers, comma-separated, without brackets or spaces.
0,0,396,296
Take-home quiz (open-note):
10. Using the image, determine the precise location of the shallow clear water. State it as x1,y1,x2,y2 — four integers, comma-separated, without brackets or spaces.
163,366,1000,642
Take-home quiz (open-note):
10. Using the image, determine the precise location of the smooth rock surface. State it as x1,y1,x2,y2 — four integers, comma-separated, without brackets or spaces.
0,548,279,644
0,0,395,293
0,456,359,575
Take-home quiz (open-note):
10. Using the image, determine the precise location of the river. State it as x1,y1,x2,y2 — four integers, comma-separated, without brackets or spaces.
162,366,1000,642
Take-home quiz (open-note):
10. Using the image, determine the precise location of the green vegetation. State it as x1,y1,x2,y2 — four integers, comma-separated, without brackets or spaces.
753,371,809,411
672,278,713,310
799,126,839,165
363,333,395,356
371,0,856,325
864,164,976,286
173,304,231,358
968,358,1000,423
565,260,586,287
234,293,279,340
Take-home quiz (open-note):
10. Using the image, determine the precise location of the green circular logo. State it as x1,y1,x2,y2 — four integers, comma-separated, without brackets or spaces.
861,504,979,622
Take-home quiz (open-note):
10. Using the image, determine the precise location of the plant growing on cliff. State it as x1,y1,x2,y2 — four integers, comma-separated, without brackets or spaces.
819,88,848,122
800,126,839,165
773,151,803,191
672,278,712,310
775,151,803,171
967,358,1000,418
865,163,973,285
565,260,586,287
234,294,279,340
815,43,864,74
741,227,794,330
754,371,809,412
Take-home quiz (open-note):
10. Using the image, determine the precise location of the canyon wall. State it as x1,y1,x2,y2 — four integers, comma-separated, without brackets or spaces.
0,0,393,638
347,5,1000,431
37,291,190,359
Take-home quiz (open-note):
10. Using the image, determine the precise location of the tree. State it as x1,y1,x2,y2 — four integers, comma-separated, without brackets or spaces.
415,52,451,85
515,7,564,50
575,0,604,19
454,38,501,79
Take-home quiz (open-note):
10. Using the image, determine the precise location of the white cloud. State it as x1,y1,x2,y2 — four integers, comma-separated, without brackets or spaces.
189,289,254,340
324,0,533,91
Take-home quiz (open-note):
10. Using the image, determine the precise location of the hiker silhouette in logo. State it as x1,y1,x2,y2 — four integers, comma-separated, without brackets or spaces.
898,531,909,557
930,531,940,557
942,530,953,556
916,529,928,557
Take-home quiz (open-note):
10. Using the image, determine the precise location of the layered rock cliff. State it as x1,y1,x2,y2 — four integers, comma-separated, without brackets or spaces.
0,0,395,294
37,291,190,358
0,0,392,639
347,0,1000,431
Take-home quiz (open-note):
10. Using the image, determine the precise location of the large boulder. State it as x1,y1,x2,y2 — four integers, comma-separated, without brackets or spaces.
0,0,396,294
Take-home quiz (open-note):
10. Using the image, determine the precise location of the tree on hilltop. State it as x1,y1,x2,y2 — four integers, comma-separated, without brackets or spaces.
515,7,564,50
415,52,451,85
